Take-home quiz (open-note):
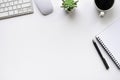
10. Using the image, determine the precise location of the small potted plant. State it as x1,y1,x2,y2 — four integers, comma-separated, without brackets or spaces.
61,0,79,12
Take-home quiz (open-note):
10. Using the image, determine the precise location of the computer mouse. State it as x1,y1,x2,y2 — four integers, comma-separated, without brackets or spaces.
34,0,53,15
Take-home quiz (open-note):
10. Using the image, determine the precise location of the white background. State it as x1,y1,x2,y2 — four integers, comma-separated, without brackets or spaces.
0,0,120,80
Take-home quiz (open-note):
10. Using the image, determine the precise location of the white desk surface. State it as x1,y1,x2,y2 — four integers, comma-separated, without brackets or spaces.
0,0,120,80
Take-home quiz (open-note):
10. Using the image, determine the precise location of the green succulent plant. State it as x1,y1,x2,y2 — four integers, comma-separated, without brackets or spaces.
61,0,79,12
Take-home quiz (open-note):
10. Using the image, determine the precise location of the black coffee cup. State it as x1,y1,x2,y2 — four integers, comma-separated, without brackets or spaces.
95,0,115,17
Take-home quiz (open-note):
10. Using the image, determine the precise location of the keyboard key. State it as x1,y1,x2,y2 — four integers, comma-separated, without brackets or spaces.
23,7,28,12
13,5,17,9
27,8,32,12
0,8,3,12
22,3,31,8
6,3,9,6
10,2,13,5
17,5,21,8
14,10,18,14
4,7,8,11
0,0,3,3
1,4,5,7
14,1,18,5
18,9,23,13
18,0,22,4
9,10,13,15
3,0,7,2
8,0,12,1
0,12,8,17
23,0,31,3
8,6,12,10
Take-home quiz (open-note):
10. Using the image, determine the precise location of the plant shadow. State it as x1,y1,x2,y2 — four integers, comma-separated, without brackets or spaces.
63,9,79,19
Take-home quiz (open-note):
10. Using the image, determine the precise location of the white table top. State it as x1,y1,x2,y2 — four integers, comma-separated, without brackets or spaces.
0,0,120,80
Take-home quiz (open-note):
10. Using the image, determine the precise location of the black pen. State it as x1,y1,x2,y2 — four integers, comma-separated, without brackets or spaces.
92,40,109,70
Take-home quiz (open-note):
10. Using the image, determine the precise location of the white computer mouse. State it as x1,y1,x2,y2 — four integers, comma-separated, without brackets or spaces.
34,0,53,15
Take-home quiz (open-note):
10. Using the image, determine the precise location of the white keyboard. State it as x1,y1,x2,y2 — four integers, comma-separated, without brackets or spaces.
0,0,33,20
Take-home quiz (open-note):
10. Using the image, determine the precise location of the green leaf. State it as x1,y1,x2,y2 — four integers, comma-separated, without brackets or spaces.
61,0,79,11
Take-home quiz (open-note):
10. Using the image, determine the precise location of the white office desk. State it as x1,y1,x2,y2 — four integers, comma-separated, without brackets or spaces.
0,0,120,80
